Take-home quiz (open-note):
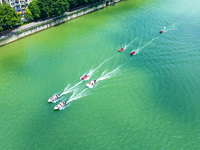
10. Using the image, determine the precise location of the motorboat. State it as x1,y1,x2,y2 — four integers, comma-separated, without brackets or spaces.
54,102,66,110
118,48,124,52
160,30,163,33
80,74,90,81
130,51,137,56
86,80,97,88
48,94,60,103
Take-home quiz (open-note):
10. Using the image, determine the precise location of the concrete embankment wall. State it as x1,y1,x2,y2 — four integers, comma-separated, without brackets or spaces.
0,0,122,47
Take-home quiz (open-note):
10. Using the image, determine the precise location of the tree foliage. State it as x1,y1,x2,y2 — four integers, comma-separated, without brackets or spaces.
28,0,41,20
0,0,104,32
28,0,103,20
28,0,69,19
67,0,103,9
0,4,21,32
38,0,69,18
24,8,34,21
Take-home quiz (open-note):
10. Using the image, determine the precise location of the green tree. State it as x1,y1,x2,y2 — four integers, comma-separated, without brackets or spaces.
0,4,21,32
24,8,34,21
67,0,103,10
37,0,69,18
28,0,41,19
53,0,69,16
28,0,103,21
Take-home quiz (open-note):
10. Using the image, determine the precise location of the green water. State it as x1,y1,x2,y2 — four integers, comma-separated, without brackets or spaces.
0,0,200,149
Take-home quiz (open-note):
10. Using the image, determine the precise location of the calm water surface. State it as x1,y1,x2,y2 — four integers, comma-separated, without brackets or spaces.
0,0,200,149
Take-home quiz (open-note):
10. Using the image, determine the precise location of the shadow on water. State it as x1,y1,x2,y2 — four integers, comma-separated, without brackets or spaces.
128,23,200,124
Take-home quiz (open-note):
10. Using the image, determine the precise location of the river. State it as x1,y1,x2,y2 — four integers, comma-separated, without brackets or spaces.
0,0,200,149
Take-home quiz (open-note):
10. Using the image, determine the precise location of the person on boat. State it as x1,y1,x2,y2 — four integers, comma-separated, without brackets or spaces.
82,75,86,80
60,102,65,106
91,80,96,85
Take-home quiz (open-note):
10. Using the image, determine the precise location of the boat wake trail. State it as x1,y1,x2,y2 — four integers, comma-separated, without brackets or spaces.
51,57,114,101
135,36,159,53
60,81,83,96
163,23,177,33
97,66,121,82
88,56,114,75
63,84,71,94
64,66,121,107
124,37,138,50
52,96,64,103
66,88,89,105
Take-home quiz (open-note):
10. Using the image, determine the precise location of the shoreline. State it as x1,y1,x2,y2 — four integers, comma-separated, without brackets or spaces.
0,0,122,47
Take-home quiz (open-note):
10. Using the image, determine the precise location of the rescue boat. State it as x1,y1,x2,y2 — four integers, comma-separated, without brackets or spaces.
80,75,90,81
130,51,137,56
86,80,97,88
118,48,124,52
48,94,60,103
54,102,66,110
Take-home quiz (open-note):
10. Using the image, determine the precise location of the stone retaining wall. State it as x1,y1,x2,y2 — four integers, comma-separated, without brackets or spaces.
0,0,122,47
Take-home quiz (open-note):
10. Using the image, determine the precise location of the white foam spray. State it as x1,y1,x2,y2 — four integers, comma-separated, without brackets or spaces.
63,84,71,93
89,56,114,75
60,81,83,96
50,57,114,100
97,66,121,82
62,66,120,107
66,88,89,105
135,36,159,53
124,37,139,50
163,23,177,33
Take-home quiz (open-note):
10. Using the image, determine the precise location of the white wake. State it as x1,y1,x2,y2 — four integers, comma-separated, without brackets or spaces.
60,81,83,96
89,56,114,76
97,66,121,82
163,23,177,33
135,36,159,53
66,88,89,105
124,37,139,50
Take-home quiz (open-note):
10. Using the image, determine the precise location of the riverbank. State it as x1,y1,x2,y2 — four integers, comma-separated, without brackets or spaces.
0,0,122,47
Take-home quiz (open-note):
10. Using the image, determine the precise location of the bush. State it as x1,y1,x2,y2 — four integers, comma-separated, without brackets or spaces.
0,4,21,32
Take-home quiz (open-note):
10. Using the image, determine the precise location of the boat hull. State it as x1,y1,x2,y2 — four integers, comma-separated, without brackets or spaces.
118,48,124,52
54,106,60,110
80,75,90,81
86,83,94,89
130,51,137,55
86,80,96,88
54,102,66,110
48,95,60,103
